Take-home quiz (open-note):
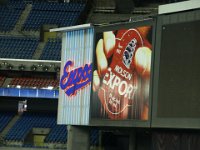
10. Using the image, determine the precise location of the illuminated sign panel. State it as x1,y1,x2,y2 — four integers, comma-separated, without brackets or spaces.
58,28,94,125
57,23,154,126
91,26,153,121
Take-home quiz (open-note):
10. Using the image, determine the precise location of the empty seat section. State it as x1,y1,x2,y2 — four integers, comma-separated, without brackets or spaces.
4,113,57,141
8,0,26,9
2,112,97,145
40,38,61,61
44,126,99,145
90,129,99,146
44,125,67,143
23,2,85,31
10,77,59,89
0,1,25,32
0,36,39,59
32,2,85,12
0,112,14,132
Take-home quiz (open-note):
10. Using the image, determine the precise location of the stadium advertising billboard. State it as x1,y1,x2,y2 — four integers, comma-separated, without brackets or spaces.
91,21,154,126
57,21,155,127
58,27,94,125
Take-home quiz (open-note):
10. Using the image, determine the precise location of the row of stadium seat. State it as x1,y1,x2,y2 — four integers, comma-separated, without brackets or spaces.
4,113,57,141
44,125,67,143
23,11,81,31
90,129,99,146
0,7,23,32
8,0,26,9
40,38,61,61
0,36,39,59
0,37,61,60
32,2,85,12
3,112,99,146
0,1,85,31
0,112,14,132
0,0,25,31
8,0,84,12
10,77,59,89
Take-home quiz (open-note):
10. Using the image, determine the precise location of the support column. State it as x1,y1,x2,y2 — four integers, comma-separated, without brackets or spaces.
67,125,90,150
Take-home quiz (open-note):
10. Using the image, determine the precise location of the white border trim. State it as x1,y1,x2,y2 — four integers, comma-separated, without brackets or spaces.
0,58,61,63
50,24,92,32
159,0,200,15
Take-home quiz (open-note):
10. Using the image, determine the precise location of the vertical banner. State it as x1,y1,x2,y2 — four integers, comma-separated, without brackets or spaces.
91,26,152,121
58,27,94,125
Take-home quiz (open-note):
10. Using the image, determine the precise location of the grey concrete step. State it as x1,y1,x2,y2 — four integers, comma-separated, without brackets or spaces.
32,42,46,60
13,4,32,31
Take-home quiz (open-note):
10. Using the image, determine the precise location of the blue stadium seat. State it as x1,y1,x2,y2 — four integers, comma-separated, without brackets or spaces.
40,38,61,61
0,112,14,132
0,36,39,59
2,112,98,146
90,129,99,146
23,2,84,31
4,113,57,142
0,1,25,32
44,125,67,143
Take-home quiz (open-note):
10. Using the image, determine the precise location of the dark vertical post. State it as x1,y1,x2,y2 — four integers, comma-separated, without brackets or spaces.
129,130,136,150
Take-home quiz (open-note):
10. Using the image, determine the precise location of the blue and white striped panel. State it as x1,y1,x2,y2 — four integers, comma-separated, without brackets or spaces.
58,27,94,125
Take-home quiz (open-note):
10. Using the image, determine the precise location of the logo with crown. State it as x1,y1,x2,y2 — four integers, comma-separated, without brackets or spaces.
122,38,137,69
